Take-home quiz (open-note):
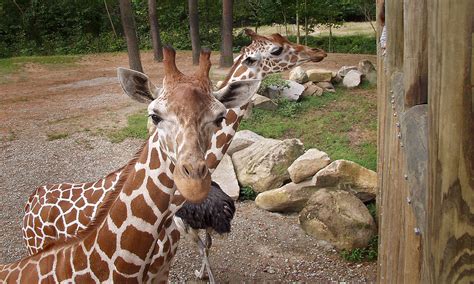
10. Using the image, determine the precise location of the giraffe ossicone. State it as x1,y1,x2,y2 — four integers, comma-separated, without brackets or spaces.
1,46,260,283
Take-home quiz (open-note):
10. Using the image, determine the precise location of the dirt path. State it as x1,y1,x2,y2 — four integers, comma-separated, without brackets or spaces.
0,51,377,281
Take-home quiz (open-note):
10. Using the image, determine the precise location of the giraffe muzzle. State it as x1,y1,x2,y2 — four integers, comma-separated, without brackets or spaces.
174,160,211,203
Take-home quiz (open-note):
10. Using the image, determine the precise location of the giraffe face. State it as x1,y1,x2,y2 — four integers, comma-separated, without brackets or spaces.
242,29,327,74
118,48,260,203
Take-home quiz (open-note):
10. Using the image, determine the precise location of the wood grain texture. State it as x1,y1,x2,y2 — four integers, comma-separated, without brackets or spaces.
426,0,474,282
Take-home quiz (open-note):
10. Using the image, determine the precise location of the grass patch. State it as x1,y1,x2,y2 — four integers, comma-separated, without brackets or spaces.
341,235,378,262
0,55,80,76
241,87,377,170
108,111,148,143
46,132,69,141
239,186,258,201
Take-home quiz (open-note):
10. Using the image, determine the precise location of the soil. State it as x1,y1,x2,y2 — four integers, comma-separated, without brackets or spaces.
0,50,377,282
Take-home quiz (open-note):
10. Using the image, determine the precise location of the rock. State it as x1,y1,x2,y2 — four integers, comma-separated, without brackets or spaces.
337,66,358,77
357,60,375,75
252,94,278,110
227,130,264,156
279,80,305,101
232,138,305,192
266,80,304,101
216,80,224,89
312,159,377,195
302,82,324,97
342,70,364,88
316,82,336,93
358,60,377,85
299,188,376,250
289,66,309,84
288,148,331,183
331,73,343,84
255,180,319,212
306,68,333,83
211,154,240,200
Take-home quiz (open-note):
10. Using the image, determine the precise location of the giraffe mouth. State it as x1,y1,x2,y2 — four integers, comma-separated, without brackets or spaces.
174,160,211,203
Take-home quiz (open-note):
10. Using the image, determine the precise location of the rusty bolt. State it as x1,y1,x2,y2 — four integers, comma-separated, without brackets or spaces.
414,228,421,235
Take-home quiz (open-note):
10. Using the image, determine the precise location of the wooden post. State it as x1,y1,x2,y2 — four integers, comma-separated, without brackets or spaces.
425,0,474,282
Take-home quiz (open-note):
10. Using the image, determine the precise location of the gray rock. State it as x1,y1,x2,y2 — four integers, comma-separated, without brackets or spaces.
331,73,343,84
299,188,376,250
289,66,309,84
253,94,278,110
302,82,324,97
232,138,305,192
306,68,333,83
312,159,377,195
266,80,304,101
211,154,240,200
342,70,364,88
227,130,264,156
316,82,336,93
358,60,377,85
337,66,358,77
255,180,319,212
288,148,331,183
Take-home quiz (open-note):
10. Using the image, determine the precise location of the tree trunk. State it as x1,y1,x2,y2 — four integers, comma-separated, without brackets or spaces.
329,25,332,52
296,0,300,44
148,0,163,62
304,0,308,45
220,0,233,67
119,0,143,72
188,0,201,65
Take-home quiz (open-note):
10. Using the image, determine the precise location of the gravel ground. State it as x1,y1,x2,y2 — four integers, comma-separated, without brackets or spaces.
0,51,377,282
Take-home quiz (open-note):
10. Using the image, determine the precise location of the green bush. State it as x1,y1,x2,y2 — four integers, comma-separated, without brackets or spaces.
239,186,258,201
288,35,376,55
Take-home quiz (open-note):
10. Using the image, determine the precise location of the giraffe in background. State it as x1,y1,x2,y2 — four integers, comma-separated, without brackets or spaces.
1,47,260,283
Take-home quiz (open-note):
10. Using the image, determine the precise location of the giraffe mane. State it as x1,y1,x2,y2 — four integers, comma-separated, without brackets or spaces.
219,52,244,90
36,142,148,253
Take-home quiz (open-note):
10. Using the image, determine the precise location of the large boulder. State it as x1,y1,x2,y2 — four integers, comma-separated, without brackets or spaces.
265,80,304,101
289,66,309,84
253,94,277,110
306,68,333,83
342,70,364,88
312,159,377,195
299,189,376,250
232,138,305,192
302,82,324,97
227,130,264,156
358,59,376,85
211,154,240,200
288,148,331,183
255,180,319,212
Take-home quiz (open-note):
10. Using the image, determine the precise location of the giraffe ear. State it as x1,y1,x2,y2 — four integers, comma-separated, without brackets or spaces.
117,67,162,103
213,79,261,109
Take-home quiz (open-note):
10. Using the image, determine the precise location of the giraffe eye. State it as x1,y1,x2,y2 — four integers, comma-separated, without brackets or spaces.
243,56,257,66
271,46,284,56
214,115,226,126
149,114,162,125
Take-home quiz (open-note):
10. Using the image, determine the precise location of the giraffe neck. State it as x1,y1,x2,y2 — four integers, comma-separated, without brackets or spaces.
2,132,182,282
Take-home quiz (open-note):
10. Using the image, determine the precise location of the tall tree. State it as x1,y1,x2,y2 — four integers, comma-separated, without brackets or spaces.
188,0,201,65
119,0,143,72
148,0,163,62
220,0,233,67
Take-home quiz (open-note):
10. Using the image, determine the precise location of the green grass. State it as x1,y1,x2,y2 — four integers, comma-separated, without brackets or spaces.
0,55,80,76
341,235,378,262
241,88,377,170
108,112,149,143
46,132,69,141
239,186,258,201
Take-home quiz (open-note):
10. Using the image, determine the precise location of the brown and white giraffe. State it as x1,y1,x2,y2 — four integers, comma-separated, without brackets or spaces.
0,47,260,283
20,30,326,279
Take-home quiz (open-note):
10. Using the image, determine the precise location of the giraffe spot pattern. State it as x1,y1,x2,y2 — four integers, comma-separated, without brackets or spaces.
115,256,142,275
131,195,158,225
89,250,109,281
120,226,154,260
97,222,117,259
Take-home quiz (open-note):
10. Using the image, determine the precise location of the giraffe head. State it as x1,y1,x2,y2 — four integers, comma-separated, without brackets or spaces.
118,47,260,203
223,29,327,85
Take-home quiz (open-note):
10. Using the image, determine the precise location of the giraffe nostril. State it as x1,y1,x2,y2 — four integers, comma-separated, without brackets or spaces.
197,162,208,178
182,164,192,177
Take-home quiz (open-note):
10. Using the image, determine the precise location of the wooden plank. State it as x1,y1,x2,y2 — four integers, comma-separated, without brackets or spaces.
426,0,474,282
403,0,428,106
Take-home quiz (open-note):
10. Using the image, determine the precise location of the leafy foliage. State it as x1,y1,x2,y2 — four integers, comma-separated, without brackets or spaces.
239,186,258,201
341,235,378,262
0,0,375,58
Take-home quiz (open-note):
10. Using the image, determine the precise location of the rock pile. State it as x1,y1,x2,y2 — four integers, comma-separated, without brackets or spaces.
251,59,376,111
217,129,377,250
